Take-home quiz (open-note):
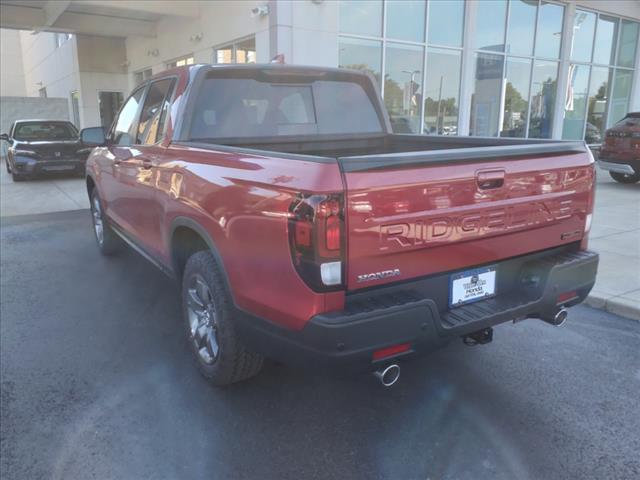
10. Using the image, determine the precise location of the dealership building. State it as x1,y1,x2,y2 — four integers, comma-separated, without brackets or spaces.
1,0,639,144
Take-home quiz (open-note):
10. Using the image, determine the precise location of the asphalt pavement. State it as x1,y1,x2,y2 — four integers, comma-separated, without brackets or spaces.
1,209,639,480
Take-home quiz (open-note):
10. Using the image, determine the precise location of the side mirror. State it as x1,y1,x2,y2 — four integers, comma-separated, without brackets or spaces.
80,127,107,146
0,133,9,142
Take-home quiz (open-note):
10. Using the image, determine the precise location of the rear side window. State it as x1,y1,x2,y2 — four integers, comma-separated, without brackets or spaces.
189,77,382,140
137,78,175,145
113,87,144,146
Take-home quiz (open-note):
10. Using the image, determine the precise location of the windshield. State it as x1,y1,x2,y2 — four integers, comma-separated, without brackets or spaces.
13,122,78,141
189,76,383,140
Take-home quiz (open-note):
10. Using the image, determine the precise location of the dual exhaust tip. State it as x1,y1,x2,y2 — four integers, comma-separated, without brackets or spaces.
372,308,568,387
373,364,400,387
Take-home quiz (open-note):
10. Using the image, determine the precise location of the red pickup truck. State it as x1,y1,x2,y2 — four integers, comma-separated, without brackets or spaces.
81,64,598,387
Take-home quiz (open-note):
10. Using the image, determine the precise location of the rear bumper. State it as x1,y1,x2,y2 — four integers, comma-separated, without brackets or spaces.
598,159,639,174
236,248,598,374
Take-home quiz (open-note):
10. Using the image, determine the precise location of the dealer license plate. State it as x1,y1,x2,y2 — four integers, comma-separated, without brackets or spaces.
449,267,496,308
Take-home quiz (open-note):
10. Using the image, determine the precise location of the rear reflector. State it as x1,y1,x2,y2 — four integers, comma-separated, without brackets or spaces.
557,290,578,304
372,343,411,361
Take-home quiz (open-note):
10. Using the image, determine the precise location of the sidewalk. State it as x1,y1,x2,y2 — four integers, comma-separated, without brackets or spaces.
0,161,88,217
585,166,640,321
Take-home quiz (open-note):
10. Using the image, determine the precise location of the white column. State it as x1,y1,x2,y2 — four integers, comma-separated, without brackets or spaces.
553,2,577,140
268,0,293,61
458,0,477,136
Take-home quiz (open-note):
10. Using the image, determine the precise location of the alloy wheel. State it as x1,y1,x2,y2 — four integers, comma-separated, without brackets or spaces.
186,274,219,365
91,196,104,245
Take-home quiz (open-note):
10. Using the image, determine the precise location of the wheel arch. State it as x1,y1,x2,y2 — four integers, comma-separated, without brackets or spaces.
169,217,235,300
86,173,97,198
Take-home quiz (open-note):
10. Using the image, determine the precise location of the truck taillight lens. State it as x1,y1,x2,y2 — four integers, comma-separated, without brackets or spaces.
288,193,345,291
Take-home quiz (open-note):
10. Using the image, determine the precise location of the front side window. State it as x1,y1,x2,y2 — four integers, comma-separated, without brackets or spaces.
137,79,175,145
13,122,78,141
112,88,144,146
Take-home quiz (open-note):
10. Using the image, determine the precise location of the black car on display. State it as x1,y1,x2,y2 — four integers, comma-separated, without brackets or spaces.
1,120,90,182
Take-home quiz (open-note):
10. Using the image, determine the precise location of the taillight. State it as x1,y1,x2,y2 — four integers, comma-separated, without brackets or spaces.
288,193,345,291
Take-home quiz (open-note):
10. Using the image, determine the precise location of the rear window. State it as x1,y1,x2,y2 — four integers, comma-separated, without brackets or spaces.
13,122,78,141
189,77,383,140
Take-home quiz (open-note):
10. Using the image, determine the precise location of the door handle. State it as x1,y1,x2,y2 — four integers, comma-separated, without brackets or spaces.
477,170,505,190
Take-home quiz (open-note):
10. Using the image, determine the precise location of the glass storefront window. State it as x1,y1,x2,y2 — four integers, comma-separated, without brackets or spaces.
609,69,633,127
528,60,558,138
506,0,537,56
338,37,383,85
474,0,507,52
562,65,591,140
424,48,461,135
502,57,532,137
571,10,596,63
617,21,639,68
384,43,424,133
470,52,505,136
586,66,611,137
386,0,425,42
593,15,618,65
339,0,383,37
535,2,563,59
428,0,464,47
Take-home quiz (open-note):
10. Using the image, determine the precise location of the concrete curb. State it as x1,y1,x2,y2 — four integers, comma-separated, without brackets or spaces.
586,293,640,322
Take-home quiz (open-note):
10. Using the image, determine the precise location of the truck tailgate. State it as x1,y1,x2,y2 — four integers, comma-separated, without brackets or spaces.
340,151,594,290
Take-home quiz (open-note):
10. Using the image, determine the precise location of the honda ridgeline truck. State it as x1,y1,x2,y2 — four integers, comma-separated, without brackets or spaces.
81,65,598,386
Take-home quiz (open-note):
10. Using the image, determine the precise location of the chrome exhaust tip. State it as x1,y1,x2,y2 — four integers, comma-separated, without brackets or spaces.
373,364,400,387
553,308,568,326
542,307,568,326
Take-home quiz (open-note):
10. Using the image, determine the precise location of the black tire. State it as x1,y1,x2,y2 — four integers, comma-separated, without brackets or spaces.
11,171,25,182
182,250,263,386
89,189,120,255
610,171,640,184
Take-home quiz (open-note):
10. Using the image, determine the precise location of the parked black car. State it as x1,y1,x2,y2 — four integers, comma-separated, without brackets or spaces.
0,120,91,182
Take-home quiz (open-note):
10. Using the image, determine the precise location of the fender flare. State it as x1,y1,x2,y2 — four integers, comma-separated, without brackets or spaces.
168,216,235,301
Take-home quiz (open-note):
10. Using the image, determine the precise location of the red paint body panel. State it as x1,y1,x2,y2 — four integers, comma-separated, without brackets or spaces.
156,144,345,330
344,154,594,289
87,64,596,336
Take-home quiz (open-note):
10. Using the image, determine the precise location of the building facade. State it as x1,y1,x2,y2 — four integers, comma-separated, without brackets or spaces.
1,0,638,143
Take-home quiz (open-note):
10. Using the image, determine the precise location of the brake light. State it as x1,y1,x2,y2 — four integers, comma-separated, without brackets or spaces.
325,215,341,250
288,193,345,291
